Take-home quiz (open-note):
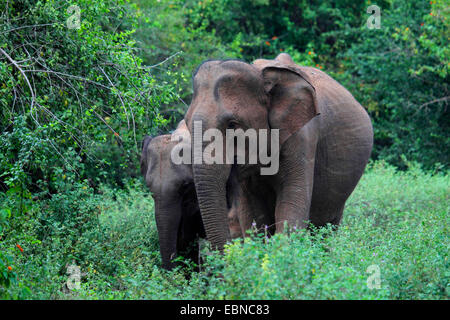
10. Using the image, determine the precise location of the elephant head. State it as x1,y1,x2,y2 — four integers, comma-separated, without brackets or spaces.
184,53,320,251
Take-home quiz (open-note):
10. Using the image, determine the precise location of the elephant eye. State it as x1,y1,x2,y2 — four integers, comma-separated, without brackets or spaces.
227,120,239,130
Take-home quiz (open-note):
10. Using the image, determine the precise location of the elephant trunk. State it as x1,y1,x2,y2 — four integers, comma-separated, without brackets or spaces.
154,196,182,270
192,163,232,251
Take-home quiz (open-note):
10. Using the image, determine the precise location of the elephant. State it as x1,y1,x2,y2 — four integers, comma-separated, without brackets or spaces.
140,120,246,269
184,53,374,252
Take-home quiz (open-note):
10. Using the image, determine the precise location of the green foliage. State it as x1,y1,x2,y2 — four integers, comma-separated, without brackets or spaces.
0,0,448,300
185,0,385,64
339,0,449,170
2,162,448,299
0,0,174,298
0,248,17,289
0,0,176,195
0,178,158,299
198,161,449,299
131,0,240,124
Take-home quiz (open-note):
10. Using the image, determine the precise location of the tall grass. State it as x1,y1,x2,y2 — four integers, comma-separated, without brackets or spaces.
1,161,448,299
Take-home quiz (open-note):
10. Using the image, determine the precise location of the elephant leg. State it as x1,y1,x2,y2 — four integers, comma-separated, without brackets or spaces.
308,146,366,229
309,201,345,228
273,121,319,232
177,214,204,269
226,168,275,238
177,184,205,266
235,188,252,237
308,106,373,228
226,165,246,239
244,175,276,233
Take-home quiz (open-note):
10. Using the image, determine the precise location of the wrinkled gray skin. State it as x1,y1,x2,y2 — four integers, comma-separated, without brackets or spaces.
140,120,245,269
141,121,204,269
184,53,374,252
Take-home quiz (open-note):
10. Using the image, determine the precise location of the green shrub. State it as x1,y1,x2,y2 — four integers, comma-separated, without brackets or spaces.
0,0,175,298
339,0,449,170
1,0,448,300
190,161,449,300
0,178,158,299
3,162,447,299
131,0,241,125
120,0,450,169
0,0,175,195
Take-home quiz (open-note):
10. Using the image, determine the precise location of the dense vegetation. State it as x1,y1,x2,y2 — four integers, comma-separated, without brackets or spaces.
0,0,448,299
1,162,448,299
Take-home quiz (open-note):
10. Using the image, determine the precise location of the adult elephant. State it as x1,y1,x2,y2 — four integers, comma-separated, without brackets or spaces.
184,53,373,251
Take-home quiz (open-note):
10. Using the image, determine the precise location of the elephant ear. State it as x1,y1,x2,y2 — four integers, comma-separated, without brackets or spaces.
253,54,320,145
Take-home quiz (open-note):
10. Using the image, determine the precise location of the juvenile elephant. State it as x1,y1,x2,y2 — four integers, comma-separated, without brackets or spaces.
140,120,246,269
184,53,373,251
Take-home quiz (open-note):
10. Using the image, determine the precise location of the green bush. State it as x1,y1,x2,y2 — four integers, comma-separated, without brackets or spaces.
0,178,158,299
0,0,174,298
1,0,448,300
127,0,449,170
195,162,449,299
0,0,175,195
2,162,447,299
184,0,387,63
339,0,449,170
131,0,241,125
